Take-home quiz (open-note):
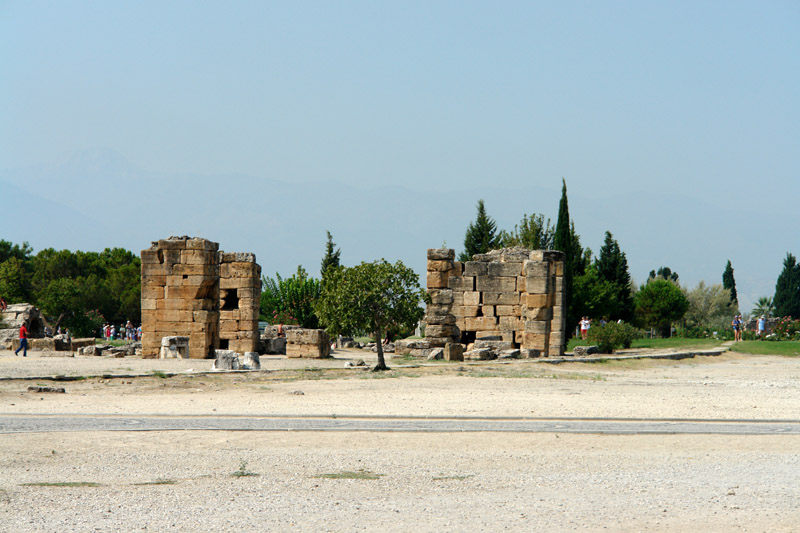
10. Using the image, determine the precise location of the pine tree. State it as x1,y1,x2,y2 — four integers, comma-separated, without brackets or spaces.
320,231,341,279
773,253,800,318
459,200,499,262
595,231,634,321
722,260,738,308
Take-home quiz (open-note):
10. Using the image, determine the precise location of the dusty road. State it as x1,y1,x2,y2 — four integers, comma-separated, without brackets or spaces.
0,348,799,531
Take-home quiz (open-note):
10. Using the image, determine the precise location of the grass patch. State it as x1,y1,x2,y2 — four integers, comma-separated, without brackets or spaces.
134,479,178,486
729,341,800,357
568,337,723,353
21,481,101,487
314,469,383,480
231,460,258,478
152,370,169,379
354,336,374,344
432,474,473,481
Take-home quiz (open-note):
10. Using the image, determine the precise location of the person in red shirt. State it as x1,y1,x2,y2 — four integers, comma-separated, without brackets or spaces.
15,322,28,357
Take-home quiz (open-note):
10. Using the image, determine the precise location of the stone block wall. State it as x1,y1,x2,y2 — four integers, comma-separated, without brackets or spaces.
141,237,261,359
425,247,566,357
219,253,262,353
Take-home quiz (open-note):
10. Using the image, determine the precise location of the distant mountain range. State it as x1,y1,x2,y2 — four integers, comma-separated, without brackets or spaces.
1,147,789,313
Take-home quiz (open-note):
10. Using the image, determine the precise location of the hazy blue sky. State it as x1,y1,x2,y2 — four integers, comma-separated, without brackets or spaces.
1,1,798,313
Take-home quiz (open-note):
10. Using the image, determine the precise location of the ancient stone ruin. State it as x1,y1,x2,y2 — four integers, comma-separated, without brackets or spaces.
140,237,261,359
425,247,566,357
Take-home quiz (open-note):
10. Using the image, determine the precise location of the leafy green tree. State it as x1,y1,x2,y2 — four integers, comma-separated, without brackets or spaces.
649,267,679,283
571,264,620,320
37,278,84,330
458,199,499,262
315,259,426,371
260,266,321,328
635,279,689,337
751,296,775,319
0,257,31,303
320,231,342,279
773,253,800,318
683,281,735,330
499,213,554,250
595,231,634,321
722,260,738,307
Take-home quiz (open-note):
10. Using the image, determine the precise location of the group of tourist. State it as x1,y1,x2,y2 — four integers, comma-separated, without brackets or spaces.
733,314,767,340
102,321,141,341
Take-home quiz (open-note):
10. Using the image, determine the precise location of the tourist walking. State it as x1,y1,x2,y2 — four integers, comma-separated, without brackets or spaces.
14,322,28,357
757,315,766,338
732,315,741,342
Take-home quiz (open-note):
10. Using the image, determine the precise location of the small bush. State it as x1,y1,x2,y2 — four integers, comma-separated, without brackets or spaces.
587,322,640,353
771,316,800,341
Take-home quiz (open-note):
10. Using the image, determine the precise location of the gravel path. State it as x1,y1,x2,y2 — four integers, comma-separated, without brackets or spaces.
1,349,800,531
3,415,800,435
1,432,798,532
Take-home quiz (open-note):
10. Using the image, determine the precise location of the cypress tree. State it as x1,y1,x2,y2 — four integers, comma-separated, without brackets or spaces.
320,231,341,279
553,179,581,339
773,253,800,318
596,231,634,321
722,260,738,308
459,200,499,262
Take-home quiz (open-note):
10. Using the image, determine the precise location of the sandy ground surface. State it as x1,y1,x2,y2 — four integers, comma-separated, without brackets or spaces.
1,347,799,531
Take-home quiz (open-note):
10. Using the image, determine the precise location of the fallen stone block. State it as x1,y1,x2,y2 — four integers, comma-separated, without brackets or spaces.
242,352,260,370
213,350,240,370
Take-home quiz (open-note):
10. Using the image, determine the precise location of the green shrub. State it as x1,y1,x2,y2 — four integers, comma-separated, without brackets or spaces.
260,266,321,328
587,322,640,353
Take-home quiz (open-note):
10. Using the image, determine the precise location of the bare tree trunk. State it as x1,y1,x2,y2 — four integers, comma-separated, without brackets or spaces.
372,327,389,371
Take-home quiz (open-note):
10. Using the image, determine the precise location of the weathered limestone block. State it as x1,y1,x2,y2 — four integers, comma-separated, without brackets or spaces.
525,307,552,321
286,328,331,358
426,303,452,315
480,305,495,317
488,262,522,277
464,348,494,361
444,343,464,361
425,313,456,325
498,316,523,331
476,276,516,293
482,292,520,306
159,336,190,359
427,271,450,289
495,305,521,317
463,291,481,306
426,348,444,360
213,350,240,370
425,324,458,338
427,260,454,272
525,276,550,294
465,317,497,331
523,261,550,278
242,352,261,370
474,339,514,351
525,320,550,334
522,332,548,347
424,337,450,348
499,349,521,359
523,294,548,307
394,339,430,355
452,305,479,318
464,262,488,276
427,248,455,261
447,276,475,291
428,289,454,305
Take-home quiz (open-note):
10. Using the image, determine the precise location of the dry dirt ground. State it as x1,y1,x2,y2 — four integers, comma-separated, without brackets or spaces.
1,347,799,531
